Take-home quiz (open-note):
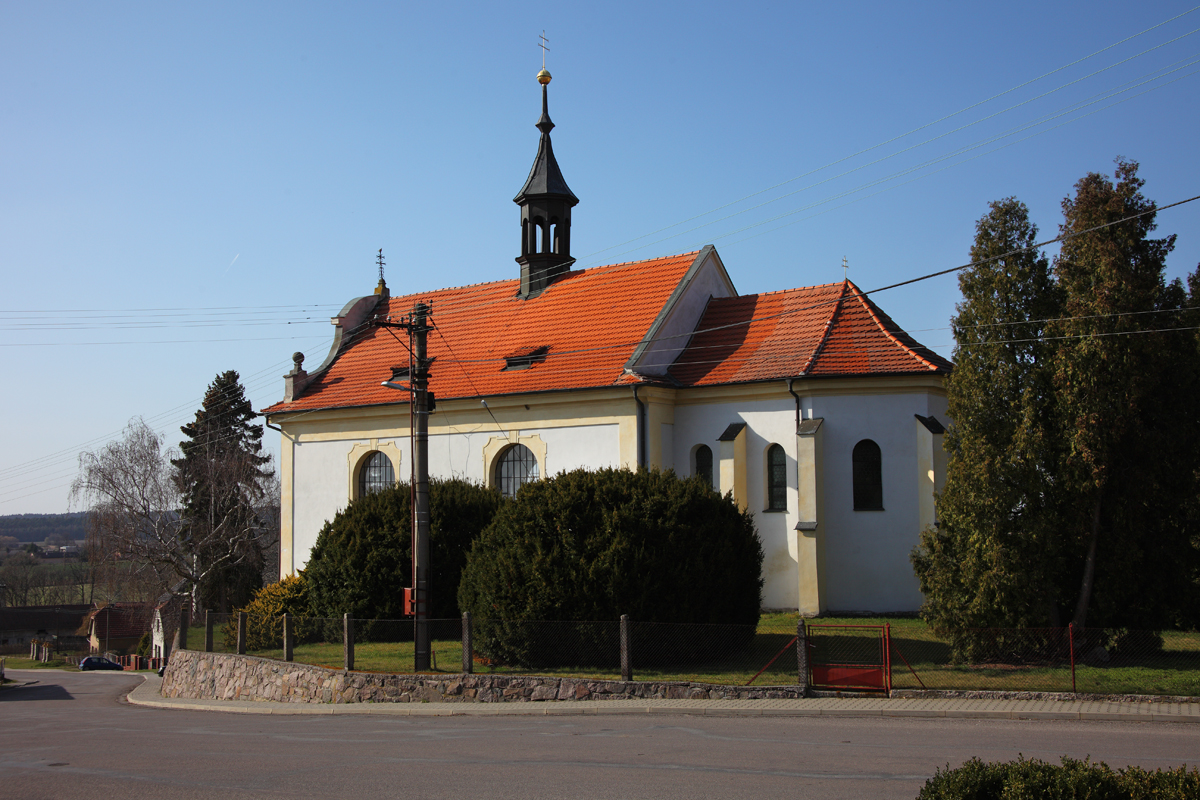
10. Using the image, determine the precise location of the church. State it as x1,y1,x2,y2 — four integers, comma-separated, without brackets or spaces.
262,68,952,615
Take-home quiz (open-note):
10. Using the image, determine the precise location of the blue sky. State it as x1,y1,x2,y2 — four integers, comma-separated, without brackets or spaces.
3,1,1198,514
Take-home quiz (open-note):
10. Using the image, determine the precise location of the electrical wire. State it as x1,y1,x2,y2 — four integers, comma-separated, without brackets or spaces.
6,12,1200,506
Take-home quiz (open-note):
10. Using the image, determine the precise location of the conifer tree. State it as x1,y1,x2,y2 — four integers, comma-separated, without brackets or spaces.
172,370,274,612
1050,159,1192,628
912,198,1063,639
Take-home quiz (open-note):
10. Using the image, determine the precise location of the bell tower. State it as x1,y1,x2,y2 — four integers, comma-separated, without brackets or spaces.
514,67,579,298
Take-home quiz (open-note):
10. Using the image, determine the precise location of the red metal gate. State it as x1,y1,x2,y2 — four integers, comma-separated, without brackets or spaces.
807,623,891,693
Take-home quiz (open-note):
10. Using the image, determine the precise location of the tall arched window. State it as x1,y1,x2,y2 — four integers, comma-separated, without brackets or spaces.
498,444,540,498
694,444,713,489
766,444,787,511
852,439,883,510
358,451,394,497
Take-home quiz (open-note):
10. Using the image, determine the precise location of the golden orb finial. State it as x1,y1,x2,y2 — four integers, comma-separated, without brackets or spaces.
537,68,552,85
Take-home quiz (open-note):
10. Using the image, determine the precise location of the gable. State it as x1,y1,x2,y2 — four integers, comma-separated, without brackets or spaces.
623,245,737,378
670,280,951,386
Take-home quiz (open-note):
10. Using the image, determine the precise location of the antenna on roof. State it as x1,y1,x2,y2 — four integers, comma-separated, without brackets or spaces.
842,256,849,283
374,249,389,298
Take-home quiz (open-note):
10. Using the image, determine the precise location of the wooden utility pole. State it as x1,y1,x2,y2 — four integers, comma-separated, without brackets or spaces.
379,300,433,672
411,302,432,671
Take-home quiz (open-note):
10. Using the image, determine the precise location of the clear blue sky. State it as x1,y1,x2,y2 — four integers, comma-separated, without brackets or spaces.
3,1,1198,514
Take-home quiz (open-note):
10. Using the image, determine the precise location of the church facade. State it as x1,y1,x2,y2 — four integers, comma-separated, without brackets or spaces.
263,69,951,615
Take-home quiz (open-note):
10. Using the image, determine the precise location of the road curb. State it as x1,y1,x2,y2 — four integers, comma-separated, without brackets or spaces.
124,674,1200,723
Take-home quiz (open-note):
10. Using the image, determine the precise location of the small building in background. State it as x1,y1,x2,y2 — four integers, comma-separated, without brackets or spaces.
0,604,93,654
86,602,153,655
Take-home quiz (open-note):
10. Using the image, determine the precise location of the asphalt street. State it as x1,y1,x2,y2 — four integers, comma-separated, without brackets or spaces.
1,669,1197,799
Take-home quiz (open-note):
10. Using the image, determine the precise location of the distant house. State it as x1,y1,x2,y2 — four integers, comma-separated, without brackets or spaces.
86,603,153,655
150,589,187,660
0,604,92,654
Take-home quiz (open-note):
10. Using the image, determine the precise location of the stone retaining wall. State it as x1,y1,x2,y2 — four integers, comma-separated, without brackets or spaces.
161,649,806,704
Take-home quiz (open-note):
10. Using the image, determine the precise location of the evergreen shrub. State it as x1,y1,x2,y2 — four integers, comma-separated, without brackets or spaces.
304,478,503,625
917,756,1200,800
457,467,764,668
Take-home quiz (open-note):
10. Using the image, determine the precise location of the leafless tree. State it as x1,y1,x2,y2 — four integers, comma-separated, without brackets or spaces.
1,551,44,606
71,417,272,612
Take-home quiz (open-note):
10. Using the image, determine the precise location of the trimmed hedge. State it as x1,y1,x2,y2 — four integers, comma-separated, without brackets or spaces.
305,478,504,621
918,756,1200,799
456,468,763,666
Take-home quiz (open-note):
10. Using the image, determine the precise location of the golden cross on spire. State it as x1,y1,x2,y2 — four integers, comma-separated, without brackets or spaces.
539,31,550,68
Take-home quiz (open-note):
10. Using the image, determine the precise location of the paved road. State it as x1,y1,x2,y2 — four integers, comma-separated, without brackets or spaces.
2,670,1197,800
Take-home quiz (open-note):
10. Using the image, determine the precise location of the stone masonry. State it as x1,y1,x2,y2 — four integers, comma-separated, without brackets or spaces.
161,650,806,704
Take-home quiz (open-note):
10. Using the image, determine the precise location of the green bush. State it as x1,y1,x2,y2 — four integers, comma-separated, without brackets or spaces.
918,756,1200,799
222,574,311,650
305,478,504,622
136,631,151,657
457,468,763,667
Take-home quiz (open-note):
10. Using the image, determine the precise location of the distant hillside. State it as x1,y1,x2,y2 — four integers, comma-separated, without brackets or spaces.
0,512,87,543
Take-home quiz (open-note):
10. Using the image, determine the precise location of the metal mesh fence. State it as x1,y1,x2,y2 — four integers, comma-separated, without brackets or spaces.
630,621,792,684
188,611,1200,696
887,626,1200,695
472,619,621,673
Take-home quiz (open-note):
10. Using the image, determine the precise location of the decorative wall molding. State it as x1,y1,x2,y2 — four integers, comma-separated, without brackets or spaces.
346,440,403,501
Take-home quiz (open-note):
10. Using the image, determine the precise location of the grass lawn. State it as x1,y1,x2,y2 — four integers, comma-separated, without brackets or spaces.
188,613,1200,695
2,656,79,670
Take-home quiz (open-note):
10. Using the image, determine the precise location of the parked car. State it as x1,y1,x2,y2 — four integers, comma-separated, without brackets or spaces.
79,656,123,671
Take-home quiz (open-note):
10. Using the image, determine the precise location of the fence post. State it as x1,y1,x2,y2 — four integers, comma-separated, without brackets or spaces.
884,623,892,695
1068,622,1076,694
344,614,354,672
796,619,808,695
283,613,294,662
462,612,473,674
178,607,189,651
205,611,214,652
237,612,247,655
620,614,632,682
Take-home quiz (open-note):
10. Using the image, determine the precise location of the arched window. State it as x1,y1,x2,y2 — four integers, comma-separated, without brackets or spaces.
694,444,713,489
498,444,540,498
852,439,883,510
766,444,787,511
358,451,394,497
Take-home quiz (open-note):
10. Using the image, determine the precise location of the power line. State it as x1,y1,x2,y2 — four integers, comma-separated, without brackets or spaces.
570,5,1200,264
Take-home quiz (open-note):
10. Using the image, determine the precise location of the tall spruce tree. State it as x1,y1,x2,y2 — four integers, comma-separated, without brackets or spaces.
173,370,274,612
912,198,1063,640
1050,159,1194,629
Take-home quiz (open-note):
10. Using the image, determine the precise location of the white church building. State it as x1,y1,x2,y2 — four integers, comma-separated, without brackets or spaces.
263,69,951,615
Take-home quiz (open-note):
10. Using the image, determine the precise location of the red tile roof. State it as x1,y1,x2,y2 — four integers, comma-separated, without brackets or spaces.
670,281,951,386
87,603,153,639
264,252,702,414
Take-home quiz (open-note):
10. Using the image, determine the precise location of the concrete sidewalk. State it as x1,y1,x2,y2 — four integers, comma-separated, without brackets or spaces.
125,675,1200,722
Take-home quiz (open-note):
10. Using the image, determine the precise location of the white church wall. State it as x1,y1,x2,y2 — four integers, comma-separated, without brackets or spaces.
505,423,622,478
811,390,944,613
672,394,800,610
287,422,622,572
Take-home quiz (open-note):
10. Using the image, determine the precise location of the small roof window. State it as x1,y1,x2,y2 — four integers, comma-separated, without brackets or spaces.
504,346,549,371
